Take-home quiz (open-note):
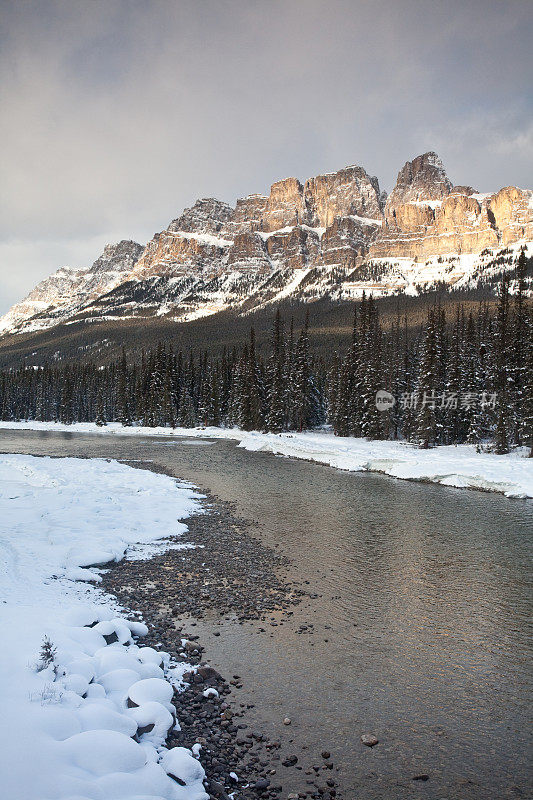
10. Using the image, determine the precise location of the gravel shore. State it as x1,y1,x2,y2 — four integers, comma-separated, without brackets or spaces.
101,463,342,800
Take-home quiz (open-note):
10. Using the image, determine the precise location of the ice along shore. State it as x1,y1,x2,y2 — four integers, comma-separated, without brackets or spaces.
1,421,532,499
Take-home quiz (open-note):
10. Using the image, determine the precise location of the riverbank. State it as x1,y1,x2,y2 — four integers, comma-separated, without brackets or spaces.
0,453,210,800
1,421,531,498
1,431,530,799
0,452,339,800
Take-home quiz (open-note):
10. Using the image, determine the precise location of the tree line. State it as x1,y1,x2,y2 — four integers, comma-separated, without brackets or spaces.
1,252,531,454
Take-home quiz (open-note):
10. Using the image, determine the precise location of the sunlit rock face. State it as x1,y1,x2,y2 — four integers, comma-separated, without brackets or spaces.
304,165,383,228
226,232,271,273
1,152,531,337
385,151,453,212
369,153,533,259
231,194,268,233
319,215,382,268
490,186,533,245
129,162,385,277
261,177,307,232
132,229,231,279
132,199,234,278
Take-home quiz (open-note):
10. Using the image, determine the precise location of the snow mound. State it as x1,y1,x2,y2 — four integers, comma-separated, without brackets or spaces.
63,729,147,776
78,704,138,737
128,678,175,711
161,747,207,798
128,701,174,743
0,454,207,800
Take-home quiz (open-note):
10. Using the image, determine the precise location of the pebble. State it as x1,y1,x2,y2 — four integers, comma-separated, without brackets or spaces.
282,754,299,767
360,733,379,747
283,717,292,725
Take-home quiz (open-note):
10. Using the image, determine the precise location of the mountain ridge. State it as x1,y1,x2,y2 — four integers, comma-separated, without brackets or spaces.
1,151,532,338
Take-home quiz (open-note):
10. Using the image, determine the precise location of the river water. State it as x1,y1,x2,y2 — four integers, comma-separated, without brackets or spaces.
1,429,531,799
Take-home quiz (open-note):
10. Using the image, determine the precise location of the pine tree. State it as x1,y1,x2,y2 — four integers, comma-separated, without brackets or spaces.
416,309,438,448
95,390,107,427
511,250,528,445
177,387,196,428
246,328,263,431
522,306,533,457
333,305,359,436
400,317,416,442
292,314,313,431
360,296,383,439
266,310,286,433
35,372,45,422
493,275,511,453
388,308,403,441
116,348,132,426
59,369,73,425
205,364,221,427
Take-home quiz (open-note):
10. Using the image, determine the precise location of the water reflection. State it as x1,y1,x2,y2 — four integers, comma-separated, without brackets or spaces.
0,429,531,799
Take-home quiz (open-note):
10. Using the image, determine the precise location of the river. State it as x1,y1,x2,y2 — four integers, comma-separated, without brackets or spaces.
1,429,531,799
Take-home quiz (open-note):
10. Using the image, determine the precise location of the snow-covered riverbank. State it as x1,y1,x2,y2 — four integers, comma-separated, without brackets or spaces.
0,454,208,800
1,421,532,499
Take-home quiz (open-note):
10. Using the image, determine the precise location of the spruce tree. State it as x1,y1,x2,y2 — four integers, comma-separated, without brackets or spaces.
95,390,107,427
266,310,286,432
522,306,533,457
177,387,196,428
117,348,132,426
360,296,383,439
246,327,263,430
416,309,438,448
511,250,528,445
493,274,511,454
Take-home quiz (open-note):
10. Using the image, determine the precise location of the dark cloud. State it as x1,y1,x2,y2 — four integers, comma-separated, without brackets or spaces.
1,0,532,312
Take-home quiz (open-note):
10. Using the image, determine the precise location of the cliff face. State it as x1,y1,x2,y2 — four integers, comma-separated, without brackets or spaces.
1,153,531,337
385,151,452,211
131,152,531,280
130,162,384,278
369,153,533,260
304,165,383,227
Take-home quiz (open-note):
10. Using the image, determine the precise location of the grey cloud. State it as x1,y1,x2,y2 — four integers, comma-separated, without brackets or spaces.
1,0,532,313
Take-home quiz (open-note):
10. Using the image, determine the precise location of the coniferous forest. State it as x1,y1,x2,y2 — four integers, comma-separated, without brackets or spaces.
1,253,532,455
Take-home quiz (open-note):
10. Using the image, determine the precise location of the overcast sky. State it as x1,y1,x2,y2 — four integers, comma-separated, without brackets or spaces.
1,0,532,314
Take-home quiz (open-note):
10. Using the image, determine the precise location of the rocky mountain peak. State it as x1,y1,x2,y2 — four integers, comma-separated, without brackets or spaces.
304,164,383,228
168,198,234,235
260,178,306,232
1,151,531,339
386,151,453,212
90,240,144,274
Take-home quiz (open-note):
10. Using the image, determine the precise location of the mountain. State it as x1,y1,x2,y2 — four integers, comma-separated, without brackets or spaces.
1,152,531,338
0,240,143,336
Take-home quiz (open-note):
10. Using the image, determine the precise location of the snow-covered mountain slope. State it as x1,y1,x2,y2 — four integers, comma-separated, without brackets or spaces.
0,240,143,335
1,153,532,337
